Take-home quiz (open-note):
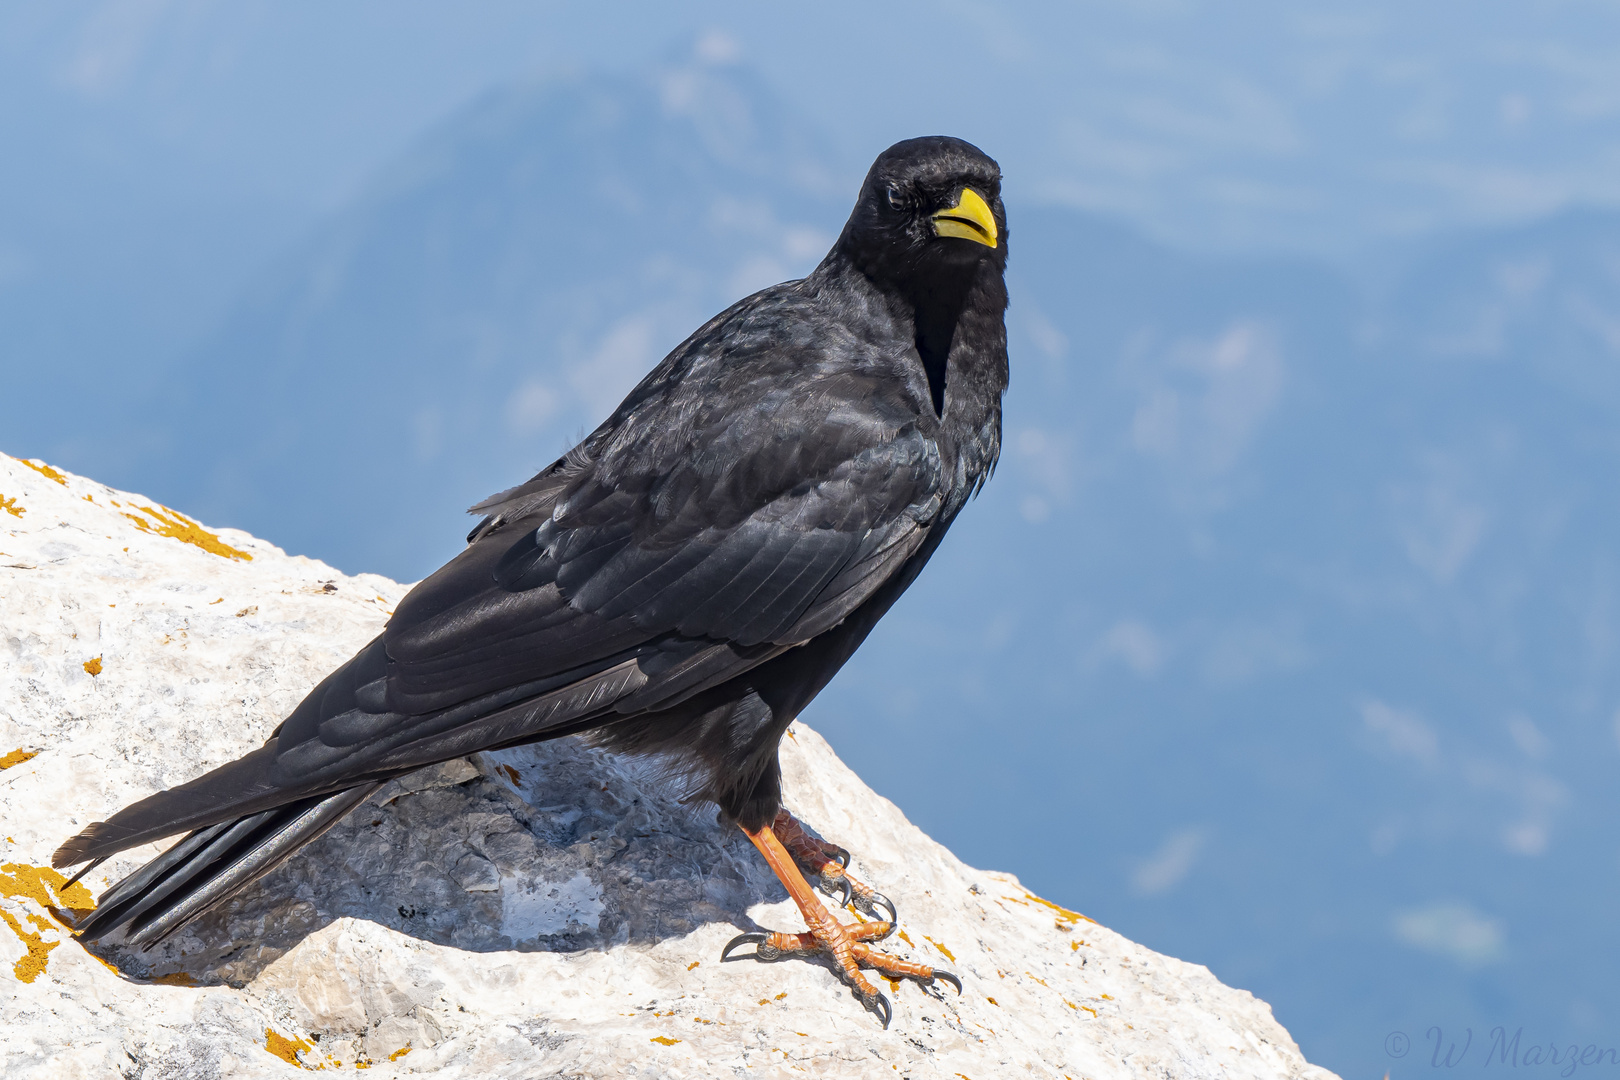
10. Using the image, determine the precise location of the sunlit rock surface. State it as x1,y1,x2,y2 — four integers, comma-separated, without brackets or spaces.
0,455,1337,1080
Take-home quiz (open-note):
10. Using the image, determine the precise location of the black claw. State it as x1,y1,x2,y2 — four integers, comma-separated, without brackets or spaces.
851,889,897,933
821,874,852,908
830,845,851,869
721,932,769,962
865,989,892,1028
931,969,963,995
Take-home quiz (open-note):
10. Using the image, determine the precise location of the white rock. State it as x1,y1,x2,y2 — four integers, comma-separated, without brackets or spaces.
0,454,1338,1080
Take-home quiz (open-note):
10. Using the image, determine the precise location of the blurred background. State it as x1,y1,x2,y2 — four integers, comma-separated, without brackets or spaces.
6,3,1620,1074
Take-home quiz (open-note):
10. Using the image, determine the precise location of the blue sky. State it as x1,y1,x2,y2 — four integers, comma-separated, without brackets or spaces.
7,5,1620,1078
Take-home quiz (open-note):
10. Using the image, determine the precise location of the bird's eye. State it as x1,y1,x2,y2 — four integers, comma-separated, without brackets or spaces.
886,185,906,211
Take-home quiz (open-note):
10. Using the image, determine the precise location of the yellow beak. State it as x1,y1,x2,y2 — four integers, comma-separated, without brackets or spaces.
931,187,998,248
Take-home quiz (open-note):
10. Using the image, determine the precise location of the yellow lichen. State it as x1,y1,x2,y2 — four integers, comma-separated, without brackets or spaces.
265,1028,313,1067
923,935,956,962
0,909,56,982
1023,890,1094,925
387,1046,412,1061
0,862,96,920
650,1036,681,1046
0,863,96,983
0,749,40,770
83,657,102,676
121,504,252,561
16,458,67,485
0,494,23,518
686,960,700,971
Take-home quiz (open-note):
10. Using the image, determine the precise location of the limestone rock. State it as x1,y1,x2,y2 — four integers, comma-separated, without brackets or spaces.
0,454,1337,1080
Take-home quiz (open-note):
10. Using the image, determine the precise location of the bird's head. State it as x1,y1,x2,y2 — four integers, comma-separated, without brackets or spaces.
837,136,1006,294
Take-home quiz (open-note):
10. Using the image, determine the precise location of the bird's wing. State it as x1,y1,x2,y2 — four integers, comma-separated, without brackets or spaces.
337,357,945,771
362,286,947,741
262,395,941,786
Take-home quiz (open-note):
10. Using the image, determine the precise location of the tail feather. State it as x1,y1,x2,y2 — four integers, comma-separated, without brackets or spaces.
75,784,381,947
93,810,282,943
80,818,239,936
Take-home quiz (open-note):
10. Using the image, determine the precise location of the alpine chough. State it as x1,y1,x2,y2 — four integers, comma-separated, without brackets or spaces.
55,135,1010,1026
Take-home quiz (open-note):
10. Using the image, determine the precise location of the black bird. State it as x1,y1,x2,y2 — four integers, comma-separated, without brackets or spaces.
56,135,1009,1025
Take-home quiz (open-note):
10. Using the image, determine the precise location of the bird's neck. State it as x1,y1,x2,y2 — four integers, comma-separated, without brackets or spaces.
820,248,1003,421
908,272,977,418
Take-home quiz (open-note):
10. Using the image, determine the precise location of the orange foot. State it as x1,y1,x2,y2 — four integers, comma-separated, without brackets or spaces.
722,810,960,1026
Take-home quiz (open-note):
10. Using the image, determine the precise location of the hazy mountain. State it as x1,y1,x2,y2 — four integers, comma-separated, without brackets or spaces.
99,59,1620,1079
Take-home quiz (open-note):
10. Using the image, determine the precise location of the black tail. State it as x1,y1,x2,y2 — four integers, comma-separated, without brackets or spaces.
74,783,382,948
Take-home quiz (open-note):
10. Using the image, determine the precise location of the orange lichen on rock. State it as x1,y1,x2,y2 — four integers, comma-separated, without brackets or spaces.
0,909,57,982
0,494,23,518
121,504,252,561
0,862,96,922
83,657,103,676
0,863,96,983
265,1028,313,1066
924,935,956,962
650,1036,681,1046
388,1046,412,1061
1023,890,1094,926
0,749,40,770
16,458,67,485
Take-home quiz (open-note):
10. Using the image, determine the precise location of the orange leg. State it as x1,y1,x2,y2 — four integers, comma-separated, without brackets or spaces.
771,810,896,924
722,814,960,1026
